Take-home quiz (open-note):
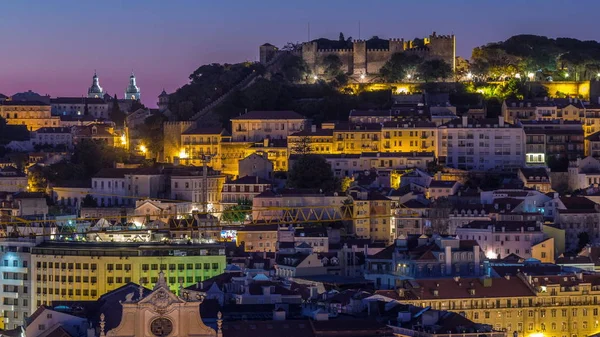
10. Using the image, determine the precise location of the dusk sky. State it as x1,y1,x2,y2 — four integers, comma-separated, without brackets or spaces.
2,0,600,107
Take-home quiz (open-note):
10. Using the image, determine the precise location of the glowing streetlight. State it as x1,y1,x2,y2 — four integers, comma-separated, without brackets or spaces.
139,145,147,154
179,149,188,159
466,72,473,80
360,74,366,80
565,72,570,78
596,73,600,78
313,75,318,81
527,72,535,81
406,74,412,80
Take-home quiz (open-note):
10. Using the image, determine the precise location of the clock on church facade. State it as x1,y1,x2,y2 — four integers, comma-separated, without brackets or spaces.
150,318,174,336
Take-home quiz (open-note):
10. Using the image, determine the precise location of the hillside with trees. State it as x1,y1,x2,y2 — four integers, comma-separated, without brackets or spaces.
472,35,600,81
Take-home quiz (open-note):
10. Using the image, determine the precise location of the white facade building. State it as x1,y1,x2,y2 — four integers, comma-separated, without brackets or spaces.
439,116,525,171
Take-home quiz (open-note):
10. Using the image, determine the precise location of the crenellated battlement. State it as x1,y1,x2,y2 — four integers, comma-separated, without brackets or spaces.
317,49,352,53
268,31,455,75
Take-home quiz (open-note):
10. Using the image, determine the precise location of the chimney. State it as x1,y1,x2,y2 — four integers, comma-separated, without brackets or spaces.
445,245,452,275
273,308,286,321
311,125,317,133
461,116,468,127
498,116,504,127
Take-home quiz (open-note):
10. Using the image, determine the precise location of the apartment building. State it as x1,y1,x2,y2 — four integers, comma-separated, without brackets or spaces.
0,101,59,131
398,273,600,337
439,117,525,171
0,239,35,330
349,190,392,242
31,127,73,149
30,242,225,314
179,126,228,169
522,120,584,164
231,110,307,142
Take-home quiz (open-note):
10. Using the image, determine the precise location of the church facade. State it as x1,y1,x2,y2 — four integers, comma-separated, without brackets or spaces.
102,271,221,337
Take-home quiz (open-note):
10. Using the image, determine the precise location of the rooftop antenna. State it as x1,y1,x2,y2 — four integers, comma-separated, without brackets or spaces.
358,21,361,40
308,22,311,42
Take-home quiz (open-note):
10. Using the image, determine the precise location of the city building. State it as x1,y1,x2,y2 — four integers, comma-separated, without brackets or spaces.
180,127,228,169
349,190,392,242
0,101,59,131
169,167,226,210
231,110,307,142
365,235,485,289
221,176,272,206
438,117,525,171
398,273,600,337
455,220,549,261
0,167,28,193
522,120,584,164
238,153,273,180
30,242,226,313
236,223,279,252
567,156,600,191
50,97,109,118
0,239,35,330
30,127,73,149
251,189,347,222
518,167,552,192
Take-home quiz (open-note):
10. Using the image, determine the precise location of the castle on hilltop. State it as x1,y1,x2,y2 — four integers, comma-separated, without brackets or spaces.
260,32,455,77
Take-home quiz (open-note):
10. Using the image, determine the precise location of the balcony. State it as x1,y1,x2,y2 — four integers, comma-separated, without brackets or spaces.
0,266,28,274
2,292,19,299
2,279,24,286
0,304,15,312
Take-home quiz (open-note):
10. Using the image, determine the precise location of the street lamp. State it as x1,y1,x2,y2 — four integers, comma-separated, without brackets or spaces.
565,72,570,78
360,74,366,80
406,74,412,80
313,75,318,81
515,73,521,79
466,72,473,80
527,72,535,81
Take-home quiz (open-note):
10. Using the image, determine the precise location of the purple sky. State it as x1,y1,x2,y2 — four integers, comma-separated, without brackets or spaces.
2,0,600,107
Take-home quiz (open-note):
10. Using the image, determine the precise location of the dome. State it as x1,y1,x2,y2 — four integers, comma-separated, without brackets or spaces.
88,71,103,96
159,89,168,97
126,72,140,94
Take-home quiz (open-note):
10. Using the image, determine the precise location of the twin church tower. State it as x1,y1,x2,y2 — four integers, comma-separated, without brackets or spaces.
87,71,141,100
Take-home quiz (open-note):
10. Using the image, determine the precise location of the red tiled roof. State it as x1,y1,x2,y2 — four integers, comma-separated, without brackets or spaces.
402,277,536,300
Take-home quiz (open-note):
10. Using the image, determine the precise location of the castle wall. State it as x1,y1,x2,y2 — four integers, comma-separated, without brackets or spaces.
353,40,367,75
426,34,456,70
163,121,193,163
315,49,353,75
366,49,392,74
302,42,318,73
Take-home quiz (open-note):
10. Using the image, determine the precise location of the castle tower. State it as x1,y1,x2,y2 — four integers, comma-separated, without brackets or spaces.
259,43,278,64
158,89,169,112
125,72,141,100
87,71,104,98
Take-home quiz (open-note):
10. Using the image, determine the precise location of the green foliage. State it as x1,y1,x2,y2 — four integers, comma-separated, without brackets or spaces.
169,62,263,120
340,177,353,192
82,194,98,207
0,117,29,144
110,94,126,128
472,34,600,80
577,232,590,253
287,154,338,193
128,99,146,113
221,199,252,223
379,53,422,82
322,54,344,78
417,59,453,82
137,113,167,156
279,55,308,83
546,155,570,172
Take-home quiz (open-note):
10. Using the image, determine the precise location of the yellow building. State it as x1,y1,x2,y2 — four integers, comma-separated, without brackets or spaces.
532,237,555,263
0,101,59,131
399,274,600,337
221,141,252,176
333,123,382,154
350,190,392,242
382,121,438,155
230,110,307,142
245,139,289,172
30,242,226,314
180,127,228,169
287,128,334,154
236,223,279,252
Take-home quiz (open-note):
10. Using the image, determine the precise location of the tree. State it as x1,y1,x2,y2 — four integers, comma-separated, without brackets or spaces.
221,199,252,223
280,55,308,83
380,53,422,82
426,197,452,235
417,59,452,82
577,232,590,252
340,177,353,192
82,194,98,207
110,94,126,128
322,54,344,79
291,136,312,155
287,154,338,192
338,32,345,42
